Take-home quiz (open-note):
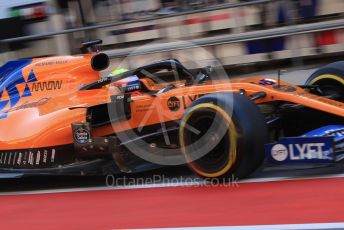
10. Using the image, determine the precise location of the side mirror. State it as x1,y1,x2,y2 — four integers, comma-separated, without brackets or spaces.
196,66,213,84
204,66,214,75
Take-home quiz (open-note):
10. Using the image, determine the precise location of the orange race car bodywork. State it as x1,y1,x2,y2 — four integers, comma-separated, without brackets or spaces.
0,51,343,175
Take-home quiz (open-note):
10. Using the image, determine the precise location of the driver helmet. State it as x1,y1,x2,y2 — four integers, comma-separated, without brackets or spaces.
109,68,129,77
108,68,141,93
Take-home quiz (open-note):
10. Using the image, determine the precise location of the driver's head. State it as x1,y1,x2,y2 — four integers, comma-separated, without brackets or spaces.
109,68,129,77
108,68,141,93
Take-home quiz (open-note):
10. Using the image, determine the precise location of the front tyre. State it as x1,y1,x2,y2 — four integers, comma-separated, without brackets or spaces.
179,93,268,180
306,61,344,101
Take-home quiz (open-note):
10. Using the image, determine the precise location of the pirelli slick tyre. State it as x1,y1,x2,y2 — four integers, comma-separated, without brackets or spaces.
179,93,268,180
306,61,344,101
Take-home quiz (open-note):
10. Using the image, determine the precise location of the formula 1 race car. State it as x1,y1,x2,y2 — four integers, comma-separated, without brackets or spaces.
0,40,343,179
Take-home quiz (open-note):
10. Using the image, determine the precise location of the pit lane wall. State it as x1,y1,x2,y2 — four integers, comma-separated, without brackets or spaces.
0,0,343,67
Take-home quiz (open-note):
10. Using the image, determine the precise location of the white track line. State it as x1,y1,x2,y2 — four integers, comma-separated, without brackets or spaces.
131,222,344,230
241,172,344,183
1,172,344,195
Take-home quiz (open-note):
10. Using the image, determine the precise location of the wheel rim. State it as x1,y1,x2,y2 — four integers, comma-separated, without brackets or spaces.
180,103,238,178
310,74,344,102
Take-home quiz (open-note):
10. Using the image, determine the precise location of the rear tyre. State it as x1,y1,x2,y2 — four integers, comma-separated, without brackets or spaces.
306,61,344,101
179,93,268,180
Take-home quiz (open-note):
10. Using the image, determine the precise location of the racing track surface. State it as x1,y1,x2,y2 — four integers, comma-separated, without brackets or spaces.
1,65,344,230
